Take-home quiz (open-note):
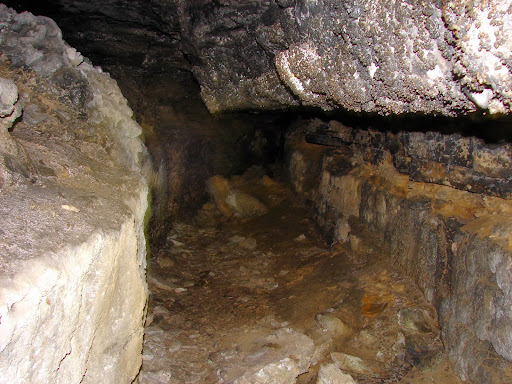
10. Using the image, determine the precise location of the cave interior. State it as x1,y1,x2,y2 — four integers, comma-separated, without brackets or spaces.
2,1,512,383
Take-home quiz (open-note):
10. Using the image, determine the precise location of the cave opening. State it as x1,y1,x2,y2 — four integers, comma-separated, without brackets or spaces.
3,1,512,383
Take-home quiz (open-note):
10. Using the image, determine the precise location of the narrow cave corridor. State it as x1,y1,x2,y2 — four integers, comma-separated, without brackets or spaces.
141,166,465,384
2,1,512,384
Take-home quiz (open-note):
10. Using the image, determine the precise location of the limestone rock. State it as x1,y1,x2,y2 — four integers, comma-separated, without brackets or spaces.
207,175,268,218
12,1,512,116
0,77,20,119
287,129,512,383
303,118,512,199
331,352,377,376
226,190,268,218
316,363,357,384
0,75,29,189
333,218,351,243
0,6,150,383
214,328,315,384
179,0,510,115
316,313,353,340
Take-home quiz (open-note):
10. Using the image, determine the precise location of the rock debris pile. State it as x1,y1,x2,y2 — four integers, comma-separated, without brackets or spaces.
140,169,462,384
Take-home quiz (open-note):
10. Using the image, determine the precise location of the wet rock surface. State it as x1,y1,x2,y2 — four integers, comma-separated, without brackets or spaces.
140,169,462,384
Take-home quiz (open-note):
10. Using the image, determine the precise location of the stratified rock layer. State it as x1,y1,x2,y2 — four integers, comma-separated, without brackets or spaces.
0,6,150,383
286,120,512,383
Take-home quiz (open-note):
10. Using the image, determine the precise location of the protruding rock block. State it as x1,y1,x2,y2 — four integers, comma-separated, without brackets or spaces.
0,6,150,383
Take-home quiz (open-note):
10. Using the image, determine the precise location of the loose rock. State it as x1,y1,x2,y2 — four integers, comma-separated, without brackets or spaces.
316,363,357,384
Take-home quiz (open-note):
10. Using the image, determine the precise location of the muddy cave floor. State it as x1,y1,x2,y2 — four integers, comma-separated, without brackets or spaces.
139,170,462,384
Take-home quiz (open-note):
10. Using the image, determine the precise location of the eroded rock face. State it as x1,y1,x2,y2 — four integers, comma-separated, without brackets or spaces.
286,119,512,383
182,0,512,115
0,6,150,383
12,0,512,116
303,118,512,198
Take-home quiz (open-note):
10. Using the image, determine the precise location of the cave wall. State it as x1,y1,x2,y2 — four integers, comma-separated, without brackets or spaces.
0,6,150,382
120,73,287,244
286,119,512,383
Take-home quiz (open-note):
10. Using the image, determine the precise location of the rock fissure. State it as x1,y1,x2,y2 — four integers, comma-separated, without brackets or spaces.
56,347,73,372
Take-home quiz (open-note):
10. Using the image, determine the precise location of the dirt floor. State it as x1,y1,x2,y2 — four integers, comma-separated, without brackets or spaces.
138,169,463,384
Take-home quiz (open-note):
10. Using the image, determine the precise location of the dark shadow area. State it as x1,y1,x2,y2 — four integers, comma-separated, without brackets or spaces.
218,106,512,144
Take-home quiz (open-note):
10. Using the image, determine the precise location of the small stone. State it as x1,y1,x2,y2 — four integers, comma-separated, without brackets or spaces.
240,238,257,250
145,326,165,336
333,218,351,243
230,235,244,243
153,306,170,316
139,370,172,383
215,328,315,384
147,276,176,291
295,234,307,242
331,352,375,375
141,352,155,361
226,190,267,217
170,239,184,247
230,235,257,250
156,256,174,268
22,103,48,126
317,363,357,384
145,312,154,327
398,308,433,333
61,204,80,212
168,342,181,353
207,175,268,217
316,314,353,340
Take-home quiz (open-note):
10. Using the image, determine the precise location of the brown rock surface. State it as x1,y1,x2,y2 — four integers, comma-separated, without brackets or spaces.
287,125,512,383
